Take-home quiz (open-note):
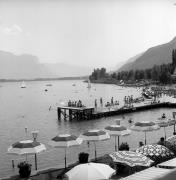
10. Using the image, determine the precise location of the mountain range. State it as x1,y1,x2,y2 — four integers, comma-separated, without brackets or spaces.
1,36,176,79
0,50,92,79
118,37,176,72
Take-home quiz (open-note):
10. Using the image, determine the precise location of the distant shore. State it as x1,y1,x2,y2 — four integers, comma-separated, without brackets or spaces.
0,76,88,83
89,78,174,87
89,78,119,85
90,79,146,87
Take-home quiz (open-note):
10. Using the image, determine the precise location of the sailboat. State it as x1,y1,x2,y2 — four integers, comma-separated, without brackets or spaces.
21,81,26,88
87,79,91,88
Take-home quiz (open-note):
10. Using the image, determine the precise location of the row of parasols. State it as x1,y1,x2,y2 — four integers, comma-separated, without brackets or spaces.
7,118,176,171
65,147,174,180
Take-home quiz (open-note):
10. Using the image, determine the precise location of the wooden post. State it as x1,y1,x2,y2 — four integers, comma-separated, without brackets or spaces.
64,148,67,169
145,132,147,145
72,111,75,120
80,111,83,120
35,154,37,170
69,110,72,121
57,108,61,121
94,142,97,161
118,136,120,150
64,109,67,121
115,136,117,151
77,111,80,120
174,125,176,135
12,160,15,169
76,111,78,120
173,112,176,135
83,110,85,120
87,112,90,120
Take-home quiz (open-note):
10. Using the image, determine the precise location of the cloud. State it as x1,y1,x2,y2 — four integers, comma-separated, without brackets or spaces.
0,16,2,24
26,32,32,37
1,24,23,35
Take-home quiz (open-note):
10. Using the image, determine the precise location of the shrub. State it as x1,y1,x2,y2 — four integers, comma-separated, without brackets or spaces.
79,152,89,164
17,161,32,178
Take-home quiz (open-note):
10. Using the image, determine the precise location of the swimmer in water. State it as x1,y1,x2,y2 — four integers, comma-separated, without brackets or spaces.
128,118,133,123
162,113,166,119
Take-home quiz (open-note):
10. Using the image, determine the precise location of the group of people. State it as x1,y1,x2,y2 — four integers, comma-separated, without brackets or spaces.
157,137,166,146
105,100,119,107
94,97,120,108
94,98,103,108
138,137,167,148
68,100,85,108
124,95,134,107
151,86,176,98
138,136,172,148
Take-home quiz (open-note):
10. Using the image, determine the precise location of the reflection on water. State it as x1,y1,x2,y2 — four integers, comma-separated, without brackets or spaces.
0,80,175,177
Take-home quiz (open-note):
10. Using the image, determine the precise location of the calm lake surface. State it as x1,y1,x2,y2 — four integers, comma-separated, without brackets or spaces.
0,80,176,177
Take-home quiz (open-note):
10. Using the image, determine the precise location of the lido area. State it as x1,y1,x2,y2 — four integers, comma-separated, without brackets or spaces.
2,81,176,180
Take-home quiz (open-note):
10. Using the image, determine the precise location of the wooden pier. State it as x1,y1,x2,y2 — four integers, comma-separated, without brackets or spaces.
57,106,94,121
92,102,176,120
57,102,176,121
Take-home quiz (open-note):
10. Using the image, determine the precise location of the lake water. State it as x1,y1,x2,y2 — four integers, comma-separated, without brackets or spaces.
0,80,176,177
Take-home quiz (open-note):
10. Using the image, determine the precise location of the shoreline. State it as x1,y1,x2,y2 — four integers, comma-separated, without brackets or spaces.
90,79,176,87
0,76,87,83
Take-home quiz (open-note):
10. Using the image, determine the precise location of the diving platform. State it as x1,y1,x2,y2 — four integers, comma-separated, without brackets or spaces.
57,106,94,121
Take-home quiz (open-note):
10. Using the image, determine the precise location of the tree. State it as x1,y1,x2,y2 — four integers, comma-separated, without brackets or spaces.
151,65,159,81
111,72,117,79
134,70,140,80
144,69,152,79
99,68,106,78
89,68,108,80
127,70,134,80
172,49,176,68
117,72,121,80
159,71,171,84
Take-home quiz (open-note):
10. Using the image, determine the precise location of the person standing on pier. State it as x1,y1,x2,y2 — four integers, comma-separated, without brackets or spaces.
128,96,130,108
111,97,114,106
68,100,71,107
100,97,103,107
130,95,133,107
124,96,127,107
95,99,97,109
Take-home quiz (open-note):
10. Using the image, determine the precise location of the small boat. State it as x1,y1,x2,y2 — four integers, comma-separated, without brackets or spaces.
46,84,52,86
72,84,76,86
142,92,152,99
21,81,26,88
128,118,133,123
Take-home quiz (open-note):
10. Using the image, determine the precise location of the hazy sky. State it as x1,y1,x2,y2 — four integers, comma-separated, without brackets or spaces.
0,0,176,68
